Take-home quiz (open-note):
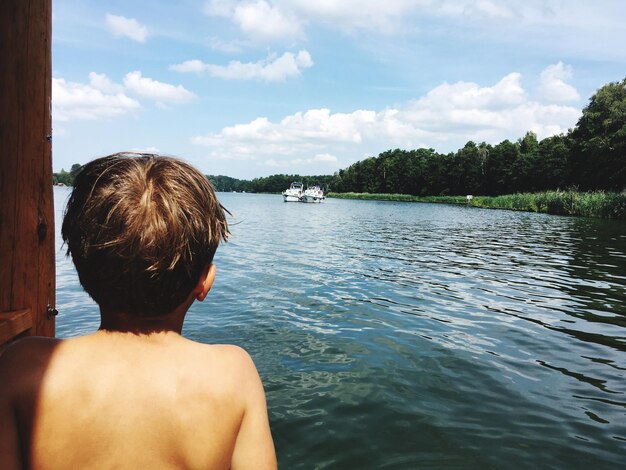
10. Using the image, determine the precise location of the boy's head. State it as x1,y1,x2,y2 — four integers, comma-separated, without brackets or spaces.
62,153,229,317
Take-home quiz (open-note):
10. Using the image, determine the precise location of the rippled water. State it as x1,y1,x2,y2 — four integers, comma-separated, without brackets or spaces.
53,187,626,468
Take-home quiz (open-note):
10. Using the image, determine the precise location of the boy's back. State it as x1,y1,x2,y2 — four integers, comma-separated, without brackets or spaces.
0,154,276,468
0,332,275,469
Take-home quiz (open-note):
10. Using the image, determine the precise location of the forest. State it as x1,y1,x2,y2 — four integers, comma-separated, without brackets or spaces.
53,163,82,186
208,174,335,193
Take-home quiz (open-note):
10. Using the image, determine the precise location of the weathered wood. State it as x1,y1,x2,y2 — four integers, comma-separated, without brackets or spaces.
0,309,33,345
0,0,54,344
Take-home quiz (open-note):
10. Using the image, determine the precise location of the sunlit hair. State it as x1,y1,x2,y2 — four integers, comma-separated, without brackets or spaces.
62,153,229,316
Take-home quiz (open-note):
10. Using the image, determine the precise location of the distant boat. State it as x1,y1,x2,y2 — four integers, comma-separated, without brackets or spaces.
301,185,325,203
282,182,304,202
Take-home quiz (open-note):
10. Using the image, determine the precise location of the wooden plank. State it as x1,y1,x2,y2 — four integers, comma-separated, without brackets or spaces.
0,0,23,313
0,309,33,345
32,0,55,337
0,0,54,345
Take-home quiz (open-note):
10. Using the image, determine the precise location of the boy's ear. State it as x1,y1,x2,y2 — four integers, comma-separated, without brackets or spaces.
194,263,216,301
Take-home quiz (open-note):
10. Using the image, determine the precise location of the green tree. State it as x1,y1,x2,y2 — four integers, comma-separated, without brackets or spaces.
486,140,519,195
535,135,570,190
423,150,446,195
515,131,540,191
449,141,483,195
570,77,626,191
53,164,81,186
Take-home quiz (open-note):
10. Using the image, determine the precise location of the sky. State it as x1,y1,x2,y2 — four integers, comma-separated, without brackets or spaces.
52,0,626,179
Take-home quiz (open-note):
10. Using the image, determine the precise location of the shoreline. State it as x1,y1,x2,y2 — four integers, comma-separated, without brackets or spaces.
326,191,626,220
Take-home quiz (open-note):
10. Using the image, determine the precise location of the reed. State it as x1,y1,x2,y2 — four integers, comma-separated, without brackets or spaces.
470,191,626,219
326,192,467,204
327,191,626,219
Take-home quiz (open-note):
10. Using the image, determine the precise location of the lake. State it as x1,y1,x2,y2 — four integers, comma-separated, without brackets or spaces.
53,187,626,468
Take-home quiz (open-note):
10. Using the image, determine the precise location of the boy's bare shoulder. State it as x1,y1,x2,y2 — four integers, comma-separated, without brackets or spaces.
202,343,256,368
186,341,261,387
0,337,61,469
0,337,61,391
0,335,60,359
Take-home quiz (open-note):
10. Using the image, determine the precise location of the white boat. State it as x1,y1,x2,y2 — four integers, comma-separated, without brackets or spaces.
282,182,304,202
301,185,325,203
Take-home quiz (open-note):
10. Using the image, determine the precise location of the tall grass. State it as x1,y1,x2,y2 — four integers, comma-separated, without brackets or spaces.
470,191,626,219
327,191,626,219
326,192,467,204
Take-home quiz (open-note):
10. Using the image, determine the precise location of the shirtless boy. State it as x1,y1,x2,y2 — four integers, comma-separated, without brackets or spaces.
0,153,276,469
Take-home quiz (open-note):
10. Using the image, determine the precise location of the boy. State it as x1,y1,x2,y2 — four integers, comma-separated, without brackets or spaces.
0,153,276,469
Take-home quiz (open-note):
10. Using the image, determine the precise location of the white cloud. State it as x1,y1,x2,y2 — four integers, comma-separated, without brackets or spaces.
52,71,196,122
170,50,313,82
205,0,303,40
123,71,196,103
202,0,522,38
201,1,626,62
88,72,124,94
170,60,208,73
193,108,376,148
286,0,428,32
234,1,302,40
385,72,579,145
412,73,526,113
538,62,580,103
192,68,581,168
52,77,140,121
204,0,424,37
105,14,148,43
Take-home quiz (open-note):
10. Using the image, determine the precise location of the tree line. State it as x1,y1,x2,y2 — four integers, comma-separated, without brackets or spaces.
53,164,82,186
208,174,335,193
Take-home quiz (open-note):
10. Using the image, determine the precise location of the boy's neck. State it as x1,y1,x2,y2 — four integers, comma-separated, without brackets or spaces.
99,308,187,336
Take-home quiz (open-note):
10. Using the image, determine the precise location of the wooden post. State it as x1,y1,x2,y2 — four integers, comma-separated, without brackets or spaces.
0,0,55,345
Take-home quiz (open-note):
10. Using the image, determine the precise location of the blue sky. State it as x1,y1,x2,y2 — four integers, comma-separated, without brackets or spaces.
52,0,626,179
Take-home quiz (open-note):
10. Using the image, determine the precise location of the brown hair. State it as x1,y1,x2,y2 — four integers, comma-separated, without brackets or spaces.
62,153,229,316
